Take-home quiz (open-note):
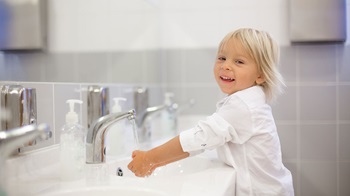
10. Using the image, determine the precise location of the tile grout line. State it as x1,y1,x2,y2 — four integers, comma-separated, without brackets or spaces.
52,83,56,145
295,45,301,196
335,45,340,196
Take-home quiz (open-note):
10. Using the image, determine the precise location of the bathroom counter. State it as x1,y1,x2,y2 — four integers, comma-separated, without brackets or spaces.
4,115,236,196
5,145,235,196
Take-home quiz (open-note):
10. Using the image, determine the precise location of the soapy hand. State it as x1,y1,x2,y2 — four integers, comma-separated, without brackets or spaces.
127,150,156,177
128,136,189,177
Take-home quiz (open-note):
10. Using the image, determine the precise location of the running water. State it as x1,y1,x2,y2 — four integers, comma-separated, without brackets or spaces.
129,118,140,150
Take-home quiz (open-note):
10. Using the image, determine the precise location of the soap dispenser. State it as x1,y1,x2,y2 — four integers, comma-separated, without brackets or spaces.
106,97,127,158
60,99,86,181
161,92,177,138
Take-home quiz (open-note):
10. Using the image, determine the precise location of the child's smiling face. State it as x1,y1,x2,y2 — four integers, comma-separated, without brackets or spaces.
214,37,265,95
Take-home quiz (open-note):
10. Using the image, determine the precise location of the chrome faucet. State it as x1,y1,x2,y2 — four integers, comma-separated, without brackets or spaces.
0,123,51,158
134,87,178,142
137,103,178,141
0,123,51,195
86,109,136,164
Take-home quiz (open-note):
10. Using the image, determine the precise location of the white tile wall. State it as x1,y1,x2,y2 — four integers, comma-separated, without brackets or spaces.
339,124,350,160
300,124,337,160
276,123,298,160
339,162,350,196
300,161,337,196
298,45,337,83
339,86,350,121
300,86,336,121
272,86,297,121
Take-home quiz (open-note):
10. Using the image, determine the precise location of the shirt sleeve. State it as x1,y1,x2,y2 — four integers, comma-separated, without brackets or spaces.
179,95,254,153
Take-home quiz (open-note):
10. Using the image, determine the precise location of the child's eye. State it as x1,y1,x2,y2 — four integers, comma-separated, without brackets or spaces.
235,60,244,64
218,57,226,61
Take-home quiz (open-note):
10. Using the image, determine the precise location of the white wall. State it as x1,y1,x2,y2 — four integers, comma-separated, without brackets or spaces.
48,0,160,52
48,0,350,52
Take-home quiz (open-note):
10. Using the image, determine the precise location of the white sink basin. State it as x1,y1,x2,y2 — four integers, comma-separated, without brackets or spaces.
7,148,235,196
107,155,221,178
40,186,169,196
6,115,236,196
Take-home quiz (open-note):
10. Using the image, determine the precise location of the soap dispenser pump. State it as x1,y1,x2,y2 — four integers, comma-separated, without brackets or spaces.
106,97,127,158
60,99,86,181
112,97,127,113
65,99,81,124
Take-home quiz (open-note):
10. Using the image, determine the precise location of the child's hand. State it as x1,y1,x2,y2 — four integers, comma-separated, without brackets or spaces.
127,150,156,177
127,136,188,177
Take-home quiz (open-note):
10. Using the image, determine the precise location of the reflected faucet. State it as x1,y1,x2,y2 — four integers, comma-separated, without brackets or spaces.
134,87,178,142
137,103,178,141
86,109,136,164
0,123,51,158
0,123,51,194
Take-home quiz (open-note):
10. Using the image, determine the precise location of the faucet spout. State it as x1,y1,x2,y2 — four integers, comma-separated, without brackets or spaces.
137,104,166,128
0,123,51,158
137,103,178,141
86,109,136,164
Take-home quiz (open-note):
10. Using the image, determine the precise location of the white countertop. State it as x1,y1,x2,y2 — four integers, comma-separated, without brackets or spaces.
3,115,236,196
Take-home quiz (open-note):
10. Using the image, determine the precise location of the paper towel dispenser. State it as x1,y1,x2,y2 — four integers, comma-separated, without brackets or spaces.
0,0,47,50
289,0,347,43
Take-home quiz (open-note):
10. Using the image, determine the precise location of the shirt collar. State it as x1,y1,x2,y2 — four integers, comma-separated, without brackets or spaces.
216,86,266,109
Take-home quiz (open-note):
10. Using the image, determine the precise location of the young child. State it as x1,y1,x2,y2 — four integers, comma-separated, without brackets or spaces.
128,28,294,195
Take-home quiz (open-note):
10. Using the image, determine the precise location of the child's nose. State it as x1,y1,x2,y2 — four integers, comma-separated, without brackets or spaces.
221,62,232,70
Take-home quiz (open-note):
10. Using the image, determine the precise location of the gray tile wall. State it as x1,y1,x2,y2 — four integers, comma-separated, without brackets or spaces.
0,43,350,196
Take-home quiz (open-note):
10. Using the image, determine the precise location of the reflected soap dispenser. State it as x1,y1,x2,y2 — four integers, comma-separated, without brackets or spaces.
161,92,177,138
60,99,86,181
106,97,127,158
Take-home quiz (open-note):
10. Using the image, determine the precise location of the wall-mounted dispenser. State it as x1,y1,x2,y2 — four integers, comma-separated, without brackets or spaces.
87,85,110,129
0,0,47,50
0,84,38,153
289,0,347,43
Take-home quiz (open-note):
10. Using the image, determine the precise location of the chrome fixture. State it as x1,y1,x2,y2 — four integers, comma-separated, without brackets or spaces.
1,85,37,129
0,123,50,195
0,0,48,50
1,85,38,151
87,85,110,129
137,104,166,140
133,87,178,142
176,98,195,115
0,123,50,158
86,109,136,164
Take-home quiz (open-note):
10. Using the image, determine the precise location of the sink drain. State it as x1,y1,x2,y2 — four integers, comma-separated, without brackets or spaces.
116,167,123,176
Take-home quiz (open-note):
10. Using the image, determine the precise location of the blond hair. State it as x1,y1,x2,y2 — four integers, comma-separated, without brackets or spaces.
218,28,285,103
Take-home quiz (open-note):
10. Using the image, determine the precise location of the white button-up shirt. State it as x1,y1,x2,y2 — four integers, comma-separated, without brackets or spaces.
180,86,294,196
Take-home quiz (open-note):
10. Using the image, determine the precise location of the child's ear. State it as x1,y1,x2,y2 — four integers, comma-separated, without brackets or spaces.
256,74,265,85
